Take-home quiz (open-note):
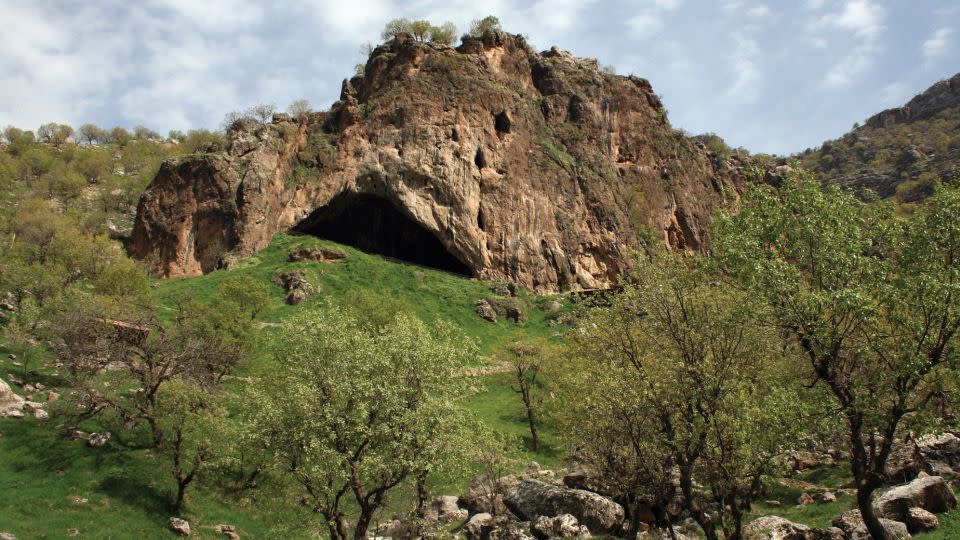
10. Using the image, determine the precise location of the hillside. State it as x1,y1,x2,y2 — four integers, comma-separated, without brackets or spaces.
800,73,960,206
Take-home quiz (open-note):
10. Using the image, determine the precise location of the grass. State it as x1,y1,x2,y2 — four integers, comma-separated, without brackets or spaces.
0,233,572,537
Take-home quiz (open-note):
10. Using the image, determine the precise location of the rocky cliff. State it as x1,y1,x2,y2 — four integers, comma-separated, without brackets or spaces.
131,32,748,291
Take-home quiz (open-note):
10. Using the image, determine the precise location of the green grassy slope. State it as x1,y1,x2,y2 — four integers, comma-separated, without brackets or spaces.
0,233,573,538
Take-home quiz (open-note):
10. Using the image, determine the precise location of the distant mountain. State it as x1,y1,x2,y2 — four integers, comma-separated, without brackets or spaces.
800,73,960,205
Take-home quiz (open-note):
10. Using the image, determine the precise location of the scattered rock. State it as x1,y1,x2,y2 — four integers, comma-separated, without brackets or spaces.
46,391,60,402
67,529,80,537
531,514,590,539
287,245,345,263
87,432,111,448
460,475,519,515
502,478,624,535
765,500,783,507
814,492,837,504
169,517,191,536
905,507,938,533
33,408,49,420
797,492,814,506
490,282,518,297
214,524,239,539
887,432,960,481
743,515,844,540
475,299,499,322
0,377,25,418
488,298,526,323
0,532,17,540
22,384,35,393
832,509,910,540
542,300,562,312
427,495,468,524
874,475,957,521
272,270,316,305
463,513,495,540
0,292,16,311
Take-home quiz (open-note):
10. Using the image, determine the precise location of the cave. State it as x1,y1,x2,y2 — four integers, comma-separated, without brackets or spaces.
292,191,472,275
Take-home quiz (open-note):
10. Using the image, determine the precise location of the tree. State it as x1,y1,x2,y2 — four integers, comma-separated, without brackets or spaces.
287,99,311,120
246,307,476,540
429,22,458,45
409,19,432,41
107,126,132,146
156,378,226,513
714,173,960,540
247,103,276,124
37,123,74,146
381,17,412,41
559,253,804,540
73,148,113,182
469,15,501,37
501,339,550,452
78,124,106,145
133,125,161,141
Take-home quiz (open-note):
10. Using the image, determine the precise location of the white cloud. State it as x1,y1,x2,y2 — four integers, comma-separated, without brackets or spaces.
818,0,886,88
747,4,770,18
725,34,763,104
653,0,682,10
627,12,663,36
922,27,953,66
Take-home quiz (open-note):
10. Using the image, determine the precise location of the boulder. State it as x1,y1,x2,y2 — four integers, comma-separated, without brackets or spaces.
0,291,16,311
743,515,844,540
502,479,624,535
814,492,837,504
0,532,17,540
887,432,960,481
874,476,957,521
489,524,536,540
531,514,590,539
427,495,469,524
169,517,191,536
287,245,345,262
87,432,111,448
460,475,519,516
465,513,527,540
904,507,938,533
0,377,25,418
488,298,526,323
832,509,910,539
475,300,498,322
797,493,814,506
272,270,316,305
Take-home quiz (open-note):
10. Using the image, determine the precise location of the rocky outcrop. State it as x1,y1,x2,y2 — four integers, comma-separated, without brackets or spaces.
0,377,25,418
742,516,844,540
131,32,748,292
864,73,960,129
873,475,957,522
886,432,960,481
831,510,910,540
502,479,624,535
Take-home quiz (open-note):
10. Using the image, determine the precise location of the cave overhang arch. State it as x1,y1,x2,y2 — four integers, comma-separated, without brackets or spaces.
292,191,472,276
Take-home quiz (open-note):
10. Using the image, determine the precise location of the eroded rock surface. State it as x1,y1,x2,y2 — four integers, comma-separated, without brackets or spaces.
131,32,748,292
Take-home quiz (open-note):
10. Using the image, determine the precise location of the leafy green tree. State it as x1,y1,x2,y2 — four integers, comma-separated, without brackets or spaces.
714,174,960,540
559,253,804,540
246,307,476,540
133,125,161,141
156,378,227,513
381,17,412,41
469,15,501,37
73,147,113,182
501,339,552,452
78,123,106,145
37,122,74,146
429,22,458,45
107,126,132,146
287,99,311,120
409,19,432,41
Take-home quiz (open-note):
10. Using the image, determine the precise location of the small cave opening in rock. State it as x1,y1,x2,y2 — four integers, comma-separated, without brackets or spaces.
494,111,511,135
292,192,472,275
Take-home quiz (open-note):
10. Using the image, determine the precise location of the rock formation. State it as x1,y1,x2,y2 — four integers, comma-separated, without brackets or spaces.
131,32,748,291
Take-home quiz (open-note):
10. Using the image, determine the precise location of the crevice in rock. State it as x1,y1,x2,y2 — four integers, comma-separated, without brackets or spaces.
292,191,471,275
475,148,487,169
494,111,511,135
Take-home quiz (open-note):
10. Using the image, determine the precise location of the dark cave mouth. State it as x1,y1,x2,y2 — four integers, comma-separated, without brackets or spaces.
292,192,472,276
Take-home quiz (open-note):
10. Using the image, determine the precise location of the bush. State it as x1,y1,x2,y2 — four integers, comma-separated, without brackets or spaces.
469,15,501,37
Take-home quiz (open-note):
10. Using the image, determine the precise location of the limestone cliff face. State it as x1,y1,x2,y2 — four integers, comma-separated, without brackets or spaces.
131,32,748,291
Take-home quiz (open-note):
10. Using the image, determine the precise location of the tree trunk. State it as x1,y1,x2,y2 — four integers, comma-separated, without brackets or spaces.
354,507,375,540
856,483,890,540
172,479,188,514
525,404,540,452
678,464,718,540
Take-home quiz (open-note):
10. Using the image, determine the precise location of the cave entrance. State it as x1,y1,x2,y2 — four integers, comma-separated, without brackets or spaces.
292,192,471,275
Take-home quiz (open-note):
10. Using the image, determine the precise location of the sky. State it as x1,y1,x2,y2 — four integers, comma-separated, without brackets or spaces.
0,0,957,155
